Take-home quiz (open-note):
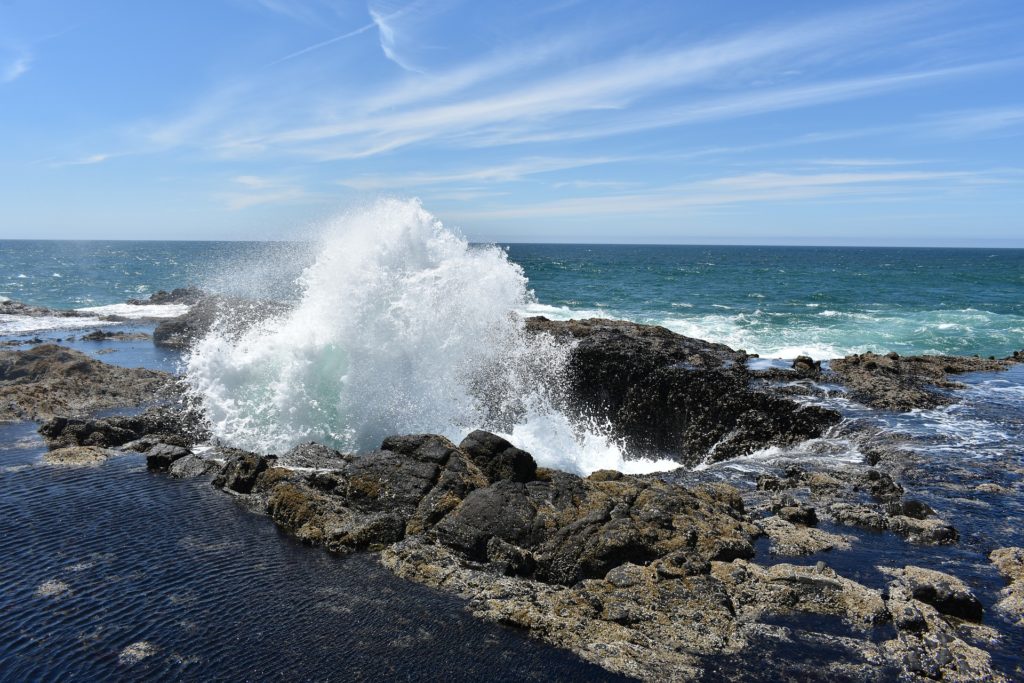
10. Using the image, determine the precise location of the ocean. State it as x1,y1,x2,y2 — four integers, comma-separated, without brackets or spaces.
3,239,1022,359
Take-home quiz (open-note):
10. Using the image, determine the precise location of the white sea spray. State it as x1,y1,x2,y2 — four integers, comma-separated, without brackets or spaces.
184,198,678,475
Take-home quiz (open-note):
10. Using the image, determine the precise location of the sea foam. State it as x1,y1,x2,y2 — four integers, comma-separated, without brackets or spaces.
185,198,678,476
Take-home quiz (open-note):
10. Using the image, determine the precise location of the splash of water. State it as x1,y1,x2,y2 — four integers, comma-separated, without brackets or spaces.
184,199,678,476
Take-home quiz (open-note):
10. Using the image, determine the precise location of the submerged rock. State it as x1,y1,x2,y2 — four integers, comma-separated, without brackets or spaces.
525,317,841,466
0,345,172,422
42,445,113,466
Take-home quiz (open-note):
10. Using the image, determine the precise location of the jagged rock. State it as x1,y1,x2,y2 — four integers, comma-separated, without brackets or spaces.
145,443,191,470
277,442,349,469
713,559,889,626
525,317,841,466
883,583,1003,682
458,430,537,483
40,406,206,450
887,515,958,545
828,503,889,531
79,330,150,342
168,454,220,479
213,452,271,494
989,547,1024,625
758,516,852,556
0,345,171,422
792,355,821,374
770,494,818,525
882,565,983,622
127,287,204,305
0,299,92,319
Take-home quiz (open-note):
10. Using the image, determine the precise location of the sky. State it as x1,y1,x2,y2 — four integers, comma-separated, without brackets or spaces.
1,0,1023,245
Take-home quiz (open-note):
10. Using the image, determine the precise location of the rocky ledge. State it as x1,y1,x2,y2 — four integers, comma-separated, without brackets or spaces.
97,431,1000,682
0,344,172,422
525,317,841,466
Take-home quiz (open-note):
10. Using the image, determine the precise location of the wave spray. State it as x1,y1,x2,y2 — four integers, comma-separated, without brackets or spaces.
184,199,678,475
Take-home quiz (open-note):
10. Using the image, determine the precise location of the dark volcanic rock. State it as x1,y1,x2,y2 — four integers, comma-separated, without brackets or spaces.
458,429,537,483
213,451,272,494
79,330,151,342
0,299,93,319
829,351,1017,411
40,405,207,450
145,443,191,470
127,287,204,306
883,566,984,622
525,317,841,466
0,345,172,422
153,295,288,350
169,427,1006,682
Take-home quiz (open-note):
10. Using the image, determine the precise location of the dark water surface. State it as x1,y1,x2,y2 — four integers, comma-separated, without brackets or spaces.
0,423,626,682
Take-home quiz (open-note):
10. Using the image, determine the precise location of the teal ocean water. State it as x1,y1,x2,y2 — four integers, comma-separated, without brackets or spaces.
2,239,1022,359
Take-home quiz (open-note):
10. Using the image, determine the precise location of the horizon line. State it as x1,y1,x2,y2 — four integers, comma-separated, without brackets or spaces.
0,237,1023,250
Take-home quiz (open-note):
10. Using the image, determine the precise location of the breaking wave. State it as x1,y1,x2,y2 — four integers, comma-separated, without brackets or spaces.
184,199,678,476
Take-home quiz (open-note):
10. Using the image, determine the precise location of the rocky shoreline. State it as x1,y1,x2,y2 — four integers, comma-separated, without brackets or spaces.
3,300,1023,681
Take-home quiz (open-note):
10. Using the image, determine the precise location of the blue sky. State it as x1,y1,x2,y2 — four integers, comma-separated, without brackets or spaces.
1,0,1023,245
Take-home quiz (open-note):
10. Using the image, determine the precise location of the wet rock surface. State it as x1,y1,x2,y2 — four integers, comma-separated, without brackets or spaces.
829,351,1018,411
0,299,93,319
78,330,151,342
0,345,172,422
139,429,1007,682
525,317,841,466
127,287,205,306
42,445,114,466
990,547,1024,626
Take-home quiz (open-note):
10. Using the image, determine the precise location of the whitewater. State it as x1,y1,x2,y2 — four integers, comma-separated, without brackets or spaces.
184,199,678,476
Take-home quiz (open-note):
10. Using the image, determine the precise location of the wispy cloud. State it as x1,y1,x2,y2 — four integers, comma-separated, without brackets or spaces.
2,53,31,83
209,3,1015,160
808,158,931,167
455,169,1006,220
338,156,626,189
369,6,420,72
51,153,115,167
219,175,310,209
925,106,1024,137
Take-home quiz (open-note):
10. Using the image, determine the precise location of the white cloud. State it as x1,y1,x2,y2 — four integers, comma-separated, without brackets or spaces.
3,53,31,83
369,6,420,72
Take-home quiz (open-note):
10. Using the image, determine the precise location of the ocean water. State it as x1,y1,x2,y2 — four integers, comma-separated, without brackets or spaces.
3,237,1022,359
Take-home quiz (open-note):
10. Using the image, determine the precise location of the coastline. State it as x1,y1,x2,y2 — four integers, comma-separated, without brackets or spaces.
2,295,1023,681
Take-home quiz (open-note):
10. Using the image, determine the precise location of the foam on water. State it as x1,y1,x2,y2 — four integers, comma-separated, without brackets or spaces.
185,199,667,476
76,303,190,319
